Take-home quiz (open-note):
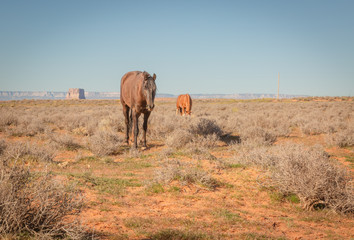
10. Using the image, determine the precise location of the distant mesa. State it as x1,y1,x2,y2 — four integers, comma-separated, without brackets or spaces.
0,91,308,101
66,88,85,99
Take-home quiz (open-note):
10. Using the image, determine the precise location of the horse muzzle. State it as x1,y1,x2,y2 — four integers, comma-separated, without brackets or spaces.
147,104,155,111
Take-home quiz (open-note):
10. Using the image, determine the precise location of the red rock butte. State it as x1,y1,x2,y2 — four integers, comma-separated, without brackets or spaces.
66,88,85,99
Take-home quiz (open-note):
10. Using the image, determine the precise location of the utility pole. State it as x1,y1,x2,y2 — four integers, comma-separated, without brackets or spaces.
277,72,280,100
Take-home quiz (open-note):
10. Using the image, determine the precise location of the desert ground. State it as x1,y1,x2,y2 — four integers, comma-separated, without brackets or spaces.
0,97,353,240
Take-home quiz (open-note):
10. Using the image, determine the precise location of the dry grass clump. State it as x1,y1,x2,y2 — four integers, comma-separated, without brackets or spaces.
148,159,219,190
296,102,353,135
1,140,56,163
87,130,124,156
164,118,222,153
0,139,6,155
215,101,352,141
7,117,46,137
327,128,354,147
239,126,277,146
215,103,292,145
0,155,89,239
151,159,220,190
231,140,275,168
233,142,353,213
148,107,183,141
271,144,353,214
50,133,82,151
0,111,18,130
165,129,193,149
190,118,223,137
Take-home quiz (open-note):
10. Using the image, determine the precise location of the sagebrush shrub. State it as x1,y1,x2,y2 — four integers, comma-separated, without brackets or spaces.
50,133,82,151
0,139,5,155
149,110,184,141
239,126,277,146
327,128,354,147
87,130,124,156
7,118,46,137
0,111,18,128
151,159,220,190
2,141,55,163
0,157,88,239
234,142,354,213
271,144,353,213
165,129,193,149
232,140,274,168
190,118,223,137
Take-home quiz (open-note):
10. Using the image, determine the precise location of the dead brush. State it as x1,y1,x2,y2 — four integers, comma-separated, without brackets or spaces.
164,118,222,152
0,110,18,129
232,142,353,214
0,139,6,155
1,140,56,163
327,127,354,147
150,159,220,190
7,117,46,137
87,130,124,156
165,129,193,149
231,139,275,169
183,134,219,160
235,142,354,214
190,118,223,137
0,156,91,239
49,133,82,151
149,112,185,141
239,126,277,146
270,143,353,214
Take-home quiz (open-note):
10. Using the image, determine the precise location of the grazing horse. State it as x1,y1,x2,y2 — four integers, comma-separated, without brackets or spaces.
176,94,192,116
120,71,157,149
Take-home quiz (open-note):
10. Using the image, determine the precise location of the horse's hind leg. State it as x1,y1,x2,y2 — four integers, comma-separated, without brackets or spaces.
123,105,130,144
142,111,151,149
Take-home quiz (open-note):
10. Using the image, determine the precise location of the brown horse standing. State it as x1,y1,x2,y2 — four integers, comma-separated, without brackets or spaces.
120,71,157,149
176,94,192,116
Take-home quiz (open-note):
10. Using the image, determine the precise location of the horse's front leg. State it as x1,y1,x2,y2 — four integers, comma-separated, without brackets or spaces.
132,111,140,148
176,107,181,115
142,111,151,149
123,105,130,144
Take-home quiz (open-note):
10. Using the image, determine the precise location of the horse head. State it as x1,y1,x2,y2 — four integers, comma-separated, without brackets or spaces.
142,72,156,111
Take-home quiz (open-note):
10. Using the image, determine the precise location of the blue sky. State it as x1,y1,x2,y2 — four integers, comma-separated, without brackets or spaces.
1,0,353,96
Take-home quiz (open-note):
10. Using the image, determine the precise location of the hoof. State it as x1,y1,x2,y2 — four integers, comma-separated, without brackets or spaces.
141,146,147,150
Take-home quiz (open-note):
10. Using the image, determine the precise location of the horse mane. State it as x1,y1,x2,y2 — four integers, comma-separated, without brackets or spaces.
142,71,151,80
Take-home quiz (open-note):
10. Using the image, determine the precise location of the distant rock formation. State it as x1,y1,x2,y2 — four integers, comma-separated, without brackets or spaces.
0,91,308,101
0,91,66,100
66,88,85,99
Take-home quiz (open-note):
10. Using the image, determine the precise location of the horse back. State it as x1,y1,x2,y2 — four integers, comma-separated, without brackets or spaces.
177,94,192,109
185,94,192,110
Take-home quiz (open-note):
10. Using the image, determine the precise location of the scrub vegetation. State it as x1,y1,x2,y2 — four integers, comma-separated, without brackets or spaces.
0,97,353,239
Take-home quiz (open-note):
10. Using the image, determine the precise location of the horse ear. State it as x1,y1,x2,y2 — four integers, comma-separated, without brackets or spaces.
153,73,156,81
